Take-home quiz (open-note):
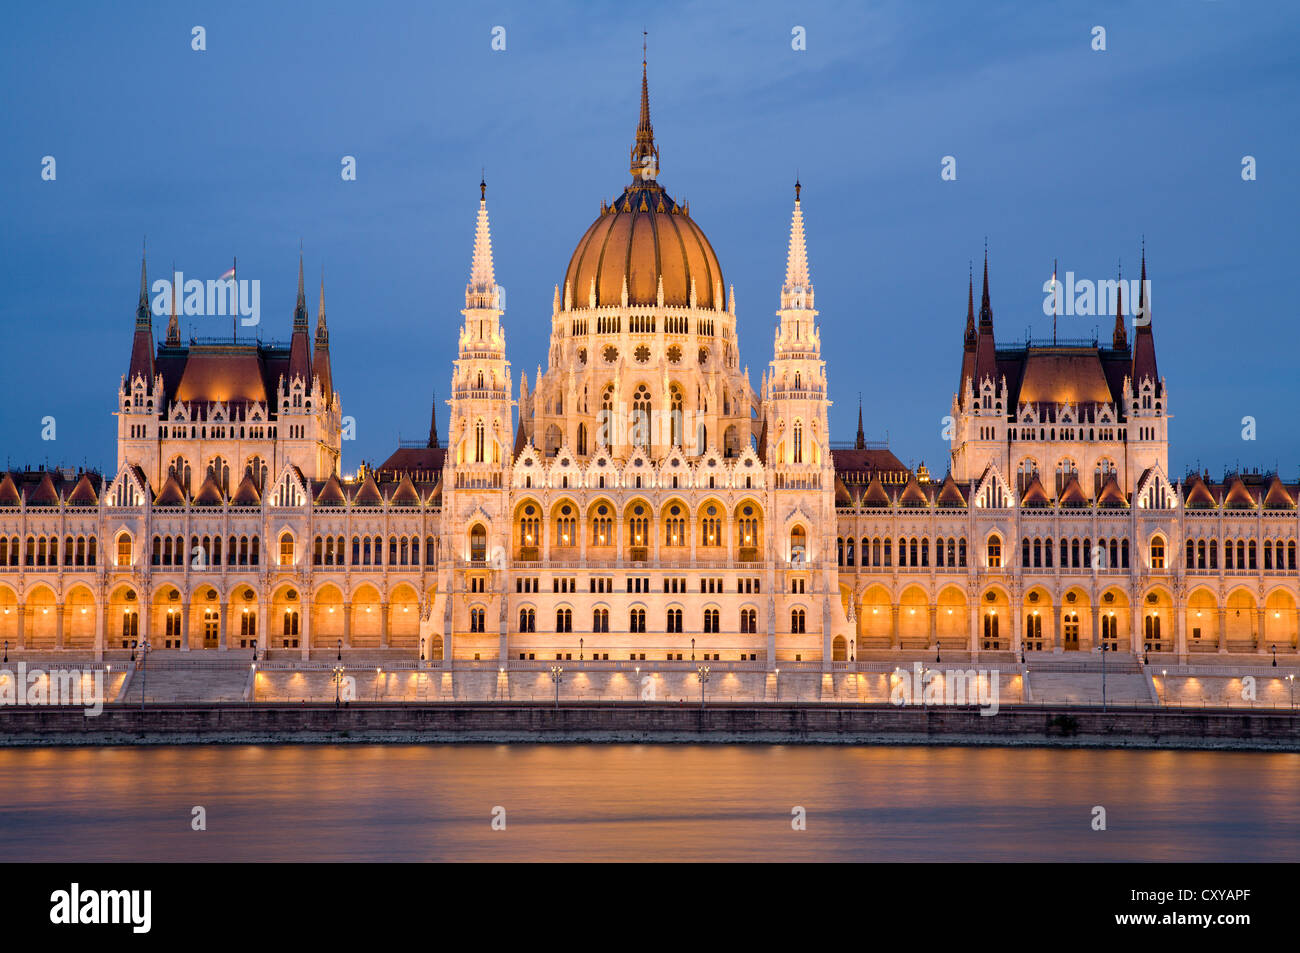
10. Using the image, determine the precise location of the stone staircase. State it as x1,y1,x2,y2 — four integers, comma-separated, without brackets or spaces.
117,664,249,704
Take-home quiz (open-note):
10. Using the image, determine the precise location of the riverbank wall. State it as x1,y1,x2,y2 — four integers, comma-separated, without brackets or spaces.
0,703,1297,750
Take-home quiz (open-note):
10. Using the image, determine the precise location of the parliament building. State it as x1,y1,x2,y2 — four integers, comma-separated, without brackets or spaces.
2,60,1297,670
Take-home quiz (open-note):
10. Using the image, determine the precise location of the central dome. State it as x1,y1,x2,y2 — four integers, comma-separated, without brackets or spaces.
562,55,723,311
565,183,723,310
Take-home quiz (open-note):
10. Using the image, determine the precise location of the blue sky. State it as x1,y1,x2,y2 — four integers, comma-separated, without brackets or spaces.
1,0,1296,479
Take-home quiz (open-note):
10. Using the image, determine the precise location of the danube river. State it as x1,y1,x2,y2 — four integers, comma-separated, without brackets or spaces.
2,744,1297,861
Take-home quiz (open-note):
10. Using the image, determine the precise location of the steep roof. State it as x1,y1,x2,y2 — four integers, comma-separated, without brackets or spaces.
193,470,225,506
25,472,59,506
861,473,892,507
1183,474,1216,508
65,472,100,506
353,473,384,506
0,473,21,506
314,473,347,506
1263,475,1295,510
153,473,187,506
1097,473,1128,507
230,472,261,505
1058,474,1088,507
391,474,421,506
899,473,929,506
936,472,966,507
1019,474,1050,506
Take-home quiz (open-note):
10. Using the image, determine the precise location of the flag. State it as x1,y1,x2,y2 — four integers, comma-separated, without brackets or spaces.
219,265,235,281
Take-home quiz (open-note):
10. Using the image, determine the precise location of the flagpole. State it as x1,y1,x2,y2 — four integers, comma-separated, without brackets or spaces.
233,256,238,343
1052,258,1058,345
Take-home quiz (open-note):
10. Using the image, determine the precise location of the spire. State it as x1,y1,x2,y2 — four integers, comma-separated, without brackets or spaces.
288,250,312,385
165,261,180,345
978,244,993,328
293,248,308,329
1132,242,1158,386
126,243,155,389
855,395,865,450
629,36,660,181
466,178,497,308
1112,263,1127,349
973,245,998,392
136,243,151,328
312,270,333,407
427,391,440,449
780,179,812,309
963,263,976,346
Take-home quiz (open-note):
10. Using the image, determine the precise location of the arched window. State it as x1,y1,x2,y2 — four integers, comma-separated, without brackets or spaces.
629,608,646,633
790,526,807,564
116,533,132,567
631,385,652,448
470,607,486,633
670,386,684,447
987,534,1002,569
790,608,806,633
469,524,487,562
475,421,486,462
519,608,535,632
666,608,683,633
555,608,572,633
593,608,609,632
793,421,803,463
1150,535,1166,570
279,532,294,566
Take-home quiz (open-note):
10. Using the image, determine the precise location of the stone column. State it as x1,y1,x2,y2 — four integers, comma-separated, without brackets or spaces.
257,601,267,657
1052,604,1062,653
180,601,190,652
1217,607,1227,653
928,605,937,649
1088,608,1099,653
343,602,352,648
218,607,228,651
968,602,979,656
1256,608,1266,654
890,604,900,650
1010,605,1021,655
55,605,65,650
16,604,25,650
380,602,389,648
95,603,105,661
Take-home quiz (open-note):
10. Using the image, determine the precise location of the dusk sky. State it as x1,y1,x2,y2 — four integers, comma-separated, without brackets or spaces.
2,1,1296,480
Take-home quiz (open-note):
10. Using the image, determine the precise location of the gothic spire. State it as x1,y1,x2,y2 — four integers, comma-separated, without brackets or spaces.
629,36,659,181
165,261,180,345
855,395,866,450
1112,263,1127,349
312,270,333,408
427,391,441,449
136,243,151,328
293,248,308,329
780,179,812,309
316,270,329,343
1132,242,1159,386
978,245,993,328
964,263,976,346
466,178,497,309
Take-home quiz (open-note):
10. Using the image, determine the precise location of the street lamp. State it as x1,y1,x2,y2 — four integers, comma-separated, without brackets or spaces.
252,639,258,663
138,637,152,710
697,665,710,709
691,638,695,661
1289,673,1295,709
420,638,425,663
550,665,564,709
1272,645,1278,668
2,640,6,663
580,637,584,661
1099,639,1109,711
333,664,345,707
337,638,342,662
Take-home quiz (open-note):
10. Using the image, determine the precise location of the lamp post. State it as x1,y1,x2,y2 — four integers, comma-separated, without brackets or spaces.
1289,673,1295,709
579,637,584,662
550,665,563,709
697,665,710,709
691,638,695,662
1272,645,1278,668
1099,639,1108,711
337,638,342,662
252,639,258,663
333,664,345,708
2,640,6,663
138,637,151,710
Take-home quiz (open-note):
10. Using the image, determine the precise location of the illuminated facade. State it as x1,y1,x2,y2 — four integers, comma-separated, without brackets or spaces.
0,61,1297,669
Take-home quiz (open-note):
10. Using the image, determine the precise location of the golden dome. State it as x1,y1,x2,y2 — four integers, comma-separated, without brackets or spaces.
565,184,723,310
562,53,723,310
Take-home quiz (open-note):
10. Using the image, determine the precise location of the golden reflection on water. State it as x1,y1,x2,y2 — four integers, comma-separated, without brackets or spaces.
0,745,1296,862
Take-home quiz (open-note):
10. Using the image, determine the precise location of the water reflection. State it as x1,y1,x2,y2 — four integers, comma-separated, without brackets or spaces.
0,744,1295,861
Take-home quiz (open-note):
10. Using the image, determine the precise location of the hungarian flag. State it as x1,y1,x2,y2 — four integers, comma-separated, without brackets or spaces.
219,265,235,281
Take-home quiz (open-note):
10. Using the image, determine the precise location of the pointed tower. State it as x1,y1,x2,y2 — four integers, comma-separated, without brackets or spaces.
959,265,976,403
427,391,441,449
313,271,333,409
447,178,514,471
126,246,155,389
1126,243,1168,479
164,262,181,346
1131,247,1158,386
629,39,659,181
1112,266,1127,350
764,180,831,474
950,248,1010,483
855,396,866,450
287,252,312,386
